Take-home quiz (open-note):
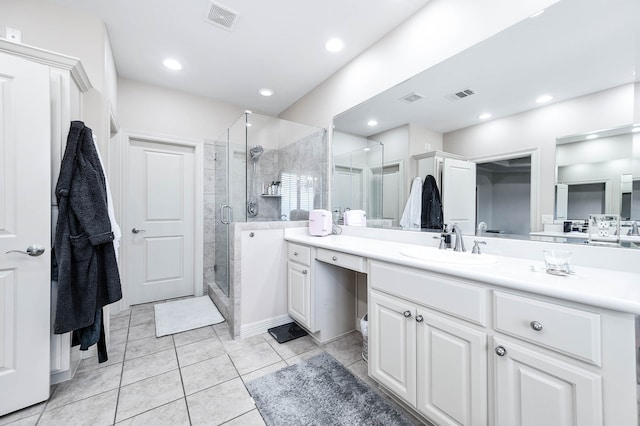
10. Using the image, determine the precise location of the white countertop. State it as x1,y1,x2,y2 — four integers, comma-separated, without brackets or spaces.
530,230,640,244
285,229,640,315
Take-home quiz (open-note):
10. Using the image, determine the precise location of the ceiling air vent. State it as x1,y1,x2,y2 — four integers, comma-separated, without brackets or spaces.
445,88,476,101
205,2,239,31
400,92,424,103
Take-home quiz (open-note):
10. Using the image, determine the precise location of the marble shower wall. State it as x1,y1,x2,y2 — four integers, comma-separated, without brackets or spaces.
278,129,328,218
248,148,281,222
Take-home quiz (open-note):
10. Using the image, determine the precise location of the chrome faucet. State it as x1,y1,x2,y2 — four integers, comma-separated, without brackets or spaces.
451,224,466,252
628,221,639,236
476,221,487,237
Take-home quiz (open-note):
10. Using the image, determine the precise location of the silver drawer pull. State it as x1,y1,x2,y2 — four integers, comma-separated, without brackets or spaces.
293,251,299,256
495,346,507,357
302,270,308,275
415,315,424,323
530,321,543,331
403,310,412,318
332,256,338,261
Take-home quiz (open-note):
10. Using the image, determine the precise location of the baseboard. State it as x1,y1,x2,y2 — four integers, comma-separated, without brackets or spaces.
240,314,293,339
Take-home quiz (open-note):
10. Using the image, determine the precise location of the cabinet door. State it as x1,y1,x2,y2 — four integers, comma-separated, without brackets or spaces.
369,290,416,405
416,311,487,426
287,261,314,331
493,337,602,426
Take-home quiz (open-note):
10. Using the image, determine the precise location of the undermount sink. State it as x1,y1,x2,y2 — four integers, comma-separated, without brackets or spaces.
400,246,498,265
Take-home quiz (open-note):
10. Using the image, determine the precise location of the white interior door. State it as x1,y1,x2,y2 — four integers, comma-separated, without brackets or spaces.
126,137,195,305
442,158,476,235
0,54,51,415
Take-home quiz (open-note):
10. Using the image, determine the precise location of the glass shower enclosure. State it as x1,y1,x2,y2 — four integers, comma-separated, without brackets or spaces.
213,113,248,296
208,111,327,300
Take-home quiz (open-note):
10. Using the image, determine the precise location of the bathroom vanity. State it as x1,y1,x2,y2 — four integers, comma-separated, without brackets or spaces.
284,227,639,426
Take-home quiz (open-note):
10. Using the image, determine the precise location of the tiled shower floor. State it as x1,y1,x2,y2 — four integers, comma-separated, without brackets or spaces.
0,298,393,426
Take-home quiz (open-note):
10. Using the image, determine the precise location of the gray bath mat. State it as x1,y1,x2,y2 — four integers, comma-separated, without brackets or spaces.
154,296,224,337
245,352,415,426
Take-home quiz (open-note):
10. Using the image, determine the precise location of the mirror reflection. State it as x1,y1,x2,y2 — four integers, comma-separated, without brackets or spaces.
332,0,639,248
332,132,385,225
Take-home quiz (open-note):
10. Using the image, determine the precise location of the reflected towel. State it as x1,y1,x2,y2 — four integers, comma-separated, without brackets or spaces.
399,177,422,230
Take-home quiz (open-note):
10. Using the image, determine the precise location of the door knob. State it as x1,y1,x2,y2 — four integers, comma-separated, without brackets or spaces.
131,228,146,234
5,245,45,257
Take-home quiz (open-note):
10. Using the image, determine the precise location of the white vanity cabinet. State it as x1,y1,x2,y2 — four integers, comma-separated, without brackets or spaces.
286,242,358,343
369,261,488,426
287,243,315,331
492,336,602,426
367,260,637,426
490,291,635,426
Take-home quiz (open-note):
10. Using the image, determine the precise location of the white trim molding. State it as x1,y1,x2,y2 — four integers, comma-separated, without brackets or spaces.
471,147,540,232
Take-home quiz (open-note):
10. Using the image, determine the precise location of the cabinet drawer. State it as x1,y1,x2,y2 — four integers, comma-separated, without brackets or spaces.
494,292,601,365
316,248,365,272
288,243,311,266
369,261,487,325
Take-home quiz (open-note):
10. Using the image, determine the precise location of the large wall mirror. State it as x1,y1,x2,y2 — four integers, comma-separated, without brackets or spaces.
332,0,639,248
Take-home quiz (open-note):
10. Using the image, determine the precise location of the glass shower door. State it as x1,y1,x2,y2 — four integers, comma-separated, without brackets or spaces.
214,114,247,296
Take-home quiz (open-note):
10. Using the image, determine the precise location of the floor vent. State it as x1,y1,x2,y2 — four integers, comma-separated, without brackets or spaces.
205,1,239,31
400,92,424,103
445,88,476,101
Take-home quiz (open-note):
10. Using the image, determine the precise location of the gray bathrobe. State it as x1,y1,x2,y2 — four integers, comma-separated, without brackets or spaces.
53,121,122,361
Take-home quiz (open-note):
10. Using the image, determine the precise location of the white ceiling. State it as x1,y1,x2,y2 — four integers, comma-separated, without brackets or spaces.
47,0,432,115
334,0,640,136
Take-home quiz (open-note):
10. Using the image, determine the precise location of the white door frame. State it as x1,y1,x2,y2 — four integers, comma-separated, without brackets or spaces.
471,147,540,233
119,130,203,310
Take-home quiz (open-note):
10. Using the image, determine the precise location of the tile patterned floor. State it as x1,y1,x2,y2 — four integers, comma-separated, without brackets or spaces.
0,298,397,426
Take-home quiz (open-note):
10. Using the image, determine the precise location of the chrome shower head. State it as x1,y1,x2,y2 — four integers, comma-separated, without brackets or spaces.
249,145,264,162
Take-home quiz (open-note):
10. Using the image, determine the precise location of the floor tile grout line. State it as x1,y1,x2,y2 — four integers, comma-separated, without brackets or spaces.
172,335,193,425
111,311,131,426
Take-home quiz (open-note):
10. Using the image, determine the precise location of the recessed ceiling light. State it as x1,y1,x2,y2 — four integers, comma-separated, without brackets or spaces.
325,38,344,52
258,88,274,97
586,134,599,140
477,113,492,120
367,120,378,126
536,94,553,104
632,127,640,133
163,58,182,71
363,148,371,152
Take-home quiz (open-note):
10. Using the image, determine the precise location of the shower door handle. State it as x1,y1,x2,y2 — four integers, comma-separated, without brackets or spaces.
220,205,233,224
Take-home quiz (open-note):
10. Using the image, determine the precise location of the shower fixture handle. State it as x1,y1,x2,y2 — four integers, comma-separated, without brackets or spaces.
220,205,233,224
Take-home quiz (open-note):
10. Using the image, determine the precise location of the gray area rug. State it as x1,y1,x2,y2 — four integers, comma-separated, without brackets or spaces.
246,352,415,426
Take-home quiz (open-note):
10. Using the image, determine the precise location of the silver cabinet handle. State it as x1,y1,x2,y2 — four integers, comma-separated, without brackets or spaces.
415,315,424,323
302,270,308,275
495,346,507,357
5,245,45,257
403,310,412,318
332,256,338,261
530,321,543,331
132,228,146,234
